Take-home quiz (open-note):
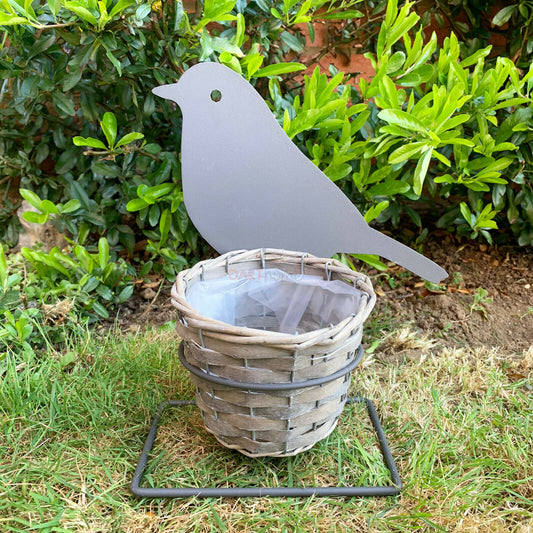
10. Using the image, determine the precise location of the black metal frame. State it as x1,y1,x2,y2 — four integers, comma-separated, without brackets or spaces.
130,396,401,498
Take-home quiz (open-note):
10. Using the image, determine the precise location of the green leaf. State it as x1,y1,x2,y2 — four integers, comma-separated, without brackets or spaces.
280,31,304,52
196,0,236,30
443,137,474,147
143,143,161,154
243,53,264,79
397,64,434,87
365,166,392,186
51,92,75,116
142,183,174,202
0,13,30,25
496,107,533,143
64,2,98,24
384,0,397,28
63,68,83,92
492,142,517,152
28,34,56,59
376,23,387,59
98,0,110,28
293,0,311,23
91,161,121,177
32,248,71,276
126,198,149,212
98,237,109,270
74,245,94,272
104,47,122,76
103,264,122,287
254,63,306,78
220,51,242,75
149,204,160,227
0,246,7,287
22,211,48,224
459,46,492,68
388,142,427,164
96,284,113,301
61,199,81,214
386,51,405,73
115,132,144,148
353,254,388,271
319,10,363,20
50,248,78,270
135,3,151,19
364,201,390,223
405,206,422,227
368,180,410,196
233,12,245,47
83,276,100,292
209,36,244,58
20,76,40,99
492,5,516,26
459,202,472,225
203,0,236,21
378,109,426,133
378,75,401,109
55,149,78,174
91,301,109,318
19,189,43,211
437,114,470,133
117,284,134,303
159,208,171,245
325,163,351,182
413,148,432,195
73,136,108,150
109,0,135,18
431,149,451,167
40,200,59,215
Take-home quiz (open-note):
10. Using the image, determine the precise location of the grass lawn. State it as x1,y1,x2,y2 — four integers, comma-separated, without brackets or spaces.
1,318,532,532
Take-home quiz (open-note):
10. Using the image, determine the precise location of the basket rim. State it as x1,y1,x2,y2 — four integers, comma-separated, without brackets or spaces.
171,248,376,348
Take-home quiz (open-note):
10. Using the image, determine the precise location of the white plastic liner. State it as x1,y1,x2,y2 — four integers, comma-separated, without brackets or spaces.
186,268,362,335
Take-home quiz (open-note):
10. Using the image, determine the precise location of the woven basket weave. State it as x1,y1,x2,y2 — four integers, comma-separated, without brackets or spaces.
171,249,376,457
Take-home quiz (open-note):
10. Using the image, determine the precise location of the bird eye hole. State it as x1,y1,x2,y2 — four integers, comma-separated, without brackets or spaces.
210,89,222,102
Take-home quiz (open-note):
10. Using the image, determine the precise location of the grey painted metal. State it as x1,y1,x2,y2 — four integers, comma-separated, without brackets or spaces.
178,341,364,391
130,397,402,499
152,62,447,283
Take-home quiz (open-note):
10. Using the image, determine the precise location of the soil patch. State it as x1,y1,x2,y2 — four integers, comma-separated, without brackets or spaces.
374,234,532,353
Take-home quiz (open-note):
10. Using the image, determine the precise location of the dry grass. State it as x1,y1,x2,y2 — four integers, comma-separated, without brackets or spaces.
1,325,532,532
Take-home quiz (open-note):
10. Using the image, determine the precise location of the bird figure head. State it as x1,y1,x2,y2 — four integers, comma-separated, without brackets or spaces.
152,62,263,121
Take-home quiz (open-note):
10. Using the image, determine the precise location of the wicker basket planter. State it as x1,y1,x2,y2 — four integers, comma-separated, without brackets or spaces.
171,249,376,457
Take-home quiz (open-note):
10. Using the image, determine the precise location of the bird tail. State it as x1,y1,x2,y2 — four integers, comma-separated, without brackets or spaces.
362,228,448,284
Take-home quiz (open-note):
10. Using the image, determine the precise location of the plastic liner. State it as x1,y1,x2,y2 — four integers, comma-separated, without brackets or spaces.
186,268,362,335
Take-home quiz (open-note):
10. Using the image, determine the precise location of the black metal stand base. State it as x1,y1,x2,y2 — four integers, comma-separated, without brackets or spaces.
130,397,401,499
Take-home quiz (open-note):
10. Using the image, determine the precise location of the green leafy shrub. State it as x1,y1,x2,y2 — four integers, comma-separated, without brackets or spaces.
0,232,136,358
350,1,532,69
20,237,135,318
269,1,533,246
0,244,85,357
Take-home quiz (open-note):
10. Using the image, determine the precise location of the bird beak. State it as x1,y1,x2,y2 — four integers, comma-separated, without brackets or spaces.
152,83,181,104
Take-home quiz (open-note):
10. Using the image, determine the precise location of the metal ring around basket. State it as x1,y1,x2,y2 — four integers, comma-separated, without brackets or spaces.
178,341,363,392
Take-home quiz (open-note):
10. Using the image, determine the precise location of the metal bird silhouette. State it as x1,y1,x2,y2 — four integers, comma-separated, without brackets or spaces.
153,62,447,283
